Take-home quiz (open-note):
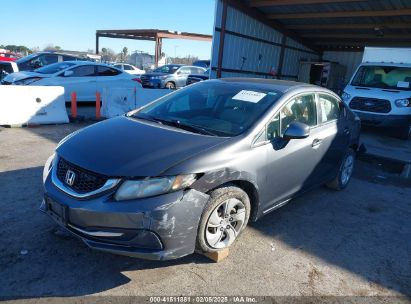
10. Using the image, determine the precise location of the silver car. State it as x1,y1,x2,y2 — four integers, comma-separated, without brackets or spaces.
41,79,361,260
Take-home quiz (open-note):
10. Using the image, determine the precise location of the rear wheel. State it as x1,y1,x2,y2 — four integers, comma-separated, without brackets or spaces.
165,82,176,90
197,185,250,253
326,148,355,190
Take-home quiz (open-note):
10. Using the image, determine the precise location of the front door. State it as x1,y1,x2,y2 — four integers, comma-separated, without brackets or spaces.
259,93,328,212
59,65,97,102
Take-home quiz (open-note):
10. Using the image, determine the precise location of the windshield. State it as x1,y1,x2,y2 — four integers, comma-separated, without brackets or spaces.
34,62,76,74
16,53,38,64
131,81,283,137
153,65,180,74
351,65,411,91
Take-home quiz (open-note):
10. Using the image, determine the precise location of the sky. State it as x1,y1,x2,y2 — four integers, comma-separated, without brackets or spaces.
1,0,216,59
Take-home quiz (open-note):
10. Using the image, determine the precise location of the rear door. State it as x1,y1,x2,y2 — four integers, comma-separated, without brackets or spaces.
95,66,126,94
314,93,350,180
175,67,191,88
57,65,97,101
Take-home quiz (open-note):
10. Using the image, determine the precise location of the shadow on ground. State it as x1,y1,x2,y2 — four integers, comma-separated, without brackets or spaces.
0,162,410,298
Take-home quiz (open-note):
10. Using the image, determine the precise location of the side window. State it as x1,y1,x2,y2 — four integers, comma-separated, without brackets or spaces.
113,64,122,70
123,65,133,71
179,67,191,75
280,94,317,135
68,65,96,77
318,94,341,124
97,66,121,76
42,54,58,65
267,113,281,141
62,55,76,61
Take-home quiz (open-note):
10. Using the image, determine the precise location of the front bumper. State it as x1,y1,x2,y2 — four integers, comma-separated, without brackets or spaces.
41,173,209,260
141,78,165,89
353,111,411,128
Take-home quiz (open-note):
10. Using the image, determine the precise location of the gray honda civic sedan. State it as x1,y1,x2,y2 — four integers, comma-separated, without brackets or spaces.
41,78,361,260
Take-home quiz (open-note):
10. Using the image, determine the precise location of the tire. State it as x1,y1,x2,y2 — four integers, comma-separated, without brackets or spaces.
326,148,356,191
196,185,251,253
165,82,176,90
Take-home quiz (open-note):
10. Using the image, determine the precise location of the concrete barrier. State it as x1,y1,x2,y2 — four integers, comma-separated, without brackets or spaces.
101,88,171,118
0,86,69,126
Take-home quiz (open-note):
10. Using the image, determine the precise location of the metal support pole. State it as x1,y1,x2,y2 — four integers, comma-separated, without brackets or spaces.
216,0,228,78
96,34,100,54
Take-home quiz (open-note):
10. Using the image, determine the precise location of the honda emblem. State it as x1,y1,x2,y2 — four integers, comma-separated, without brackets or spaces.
65,170,76,186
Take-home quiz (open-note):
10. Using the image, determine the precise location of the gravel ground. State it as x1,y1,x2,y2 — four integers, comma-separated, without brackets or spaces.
0,123,410,301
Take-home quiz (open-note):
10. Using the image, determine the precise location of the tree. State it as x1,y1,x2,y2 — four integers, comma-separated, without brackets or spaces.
43,44,62,51
120,47,128,62
100,47,116,62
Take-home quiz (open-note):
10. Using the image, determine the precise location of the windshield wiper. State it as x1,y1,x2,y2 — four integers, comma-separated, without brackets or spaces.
151,118,217,136
130,114,217,136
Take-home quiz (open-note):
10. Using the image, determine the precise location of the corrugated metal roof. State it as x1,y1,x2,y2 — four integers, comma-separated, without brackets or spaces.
241,0,411,50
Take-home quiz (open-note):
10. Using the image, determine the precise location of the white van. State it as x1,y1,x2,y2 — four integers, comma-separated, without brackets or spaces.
341,47,411,139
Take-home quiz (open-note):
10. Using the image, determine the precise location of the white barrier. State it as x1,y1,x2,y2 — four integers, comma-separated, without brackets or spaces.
0,86,69,125
101,88,171,118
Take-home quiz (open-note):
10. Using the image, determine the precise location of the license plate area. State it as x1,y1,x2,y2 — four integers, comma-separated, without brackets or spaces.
46,198,68,226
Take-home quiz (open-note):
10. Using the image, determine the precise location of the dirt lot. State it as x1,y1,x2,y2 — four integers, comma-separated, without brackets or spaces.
0,123,410,300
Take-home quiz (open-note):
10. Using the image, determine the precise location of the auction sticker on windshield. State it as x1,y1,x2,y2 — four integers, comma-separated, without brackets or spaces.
232,90,267,103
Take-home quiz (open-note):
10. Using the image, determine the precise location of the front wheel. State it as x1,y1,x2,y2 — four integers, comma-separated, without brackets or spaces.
326,148,355,190
165,82,176,90
197,185,251,253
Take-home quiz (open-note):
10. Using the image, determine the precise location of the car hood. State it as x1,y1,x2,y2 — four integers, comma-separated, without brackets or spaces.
56,116,229,177
3,71,46,83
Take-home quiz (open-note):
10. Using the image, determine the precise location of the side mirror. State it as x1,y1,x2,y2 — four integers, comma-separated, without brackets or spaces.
283,122,310,140
63,70,74,77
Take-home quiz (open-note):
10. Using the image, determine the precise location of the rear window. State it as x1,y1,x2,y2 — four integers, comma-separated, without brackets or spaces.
97,66,121,76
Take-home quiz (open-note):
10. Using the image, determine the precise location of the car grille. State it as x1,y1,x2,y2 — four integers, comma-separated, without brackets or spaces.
57,158,108,194
140,75,151,87
349,97,391,113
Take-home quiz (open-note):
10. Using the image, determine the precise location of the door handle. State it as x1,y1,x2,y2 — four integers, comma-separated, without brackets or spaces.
312,138,323,148
343,127,350,135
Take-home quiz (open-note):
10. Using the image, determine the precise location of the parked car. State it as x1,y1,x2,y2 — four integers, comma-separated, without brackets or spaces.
1,61,141,102
342,47,411,139
186,68,210,85
16,52,81,71
193,60,210,69
140,64,206,89
41,78,361,260
0,61,18,82
113,63,145,75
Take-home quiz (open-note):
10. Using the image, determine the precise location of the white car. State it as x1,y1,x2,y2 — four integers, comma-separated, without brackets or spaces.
113,63,145,75
1,61,142,102
0,61,19,82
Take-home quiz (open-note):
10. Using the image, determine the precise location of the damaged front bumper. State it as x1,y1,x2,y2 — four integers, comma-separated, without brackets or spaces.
41,176,209,260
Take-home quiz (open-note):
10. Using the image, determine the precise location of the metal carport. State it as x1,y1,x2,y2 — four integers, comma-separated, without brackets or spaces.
210,0,411,84
96,29,212,67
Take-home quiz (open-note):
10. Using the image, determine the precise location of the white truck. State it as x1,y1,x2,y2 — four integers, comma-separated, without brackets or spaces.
341,47,411,139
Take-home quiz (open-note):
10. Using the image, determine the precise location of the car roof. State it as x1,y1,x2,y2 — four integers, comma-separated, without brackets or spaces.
63,61,116,68
216,78,320,93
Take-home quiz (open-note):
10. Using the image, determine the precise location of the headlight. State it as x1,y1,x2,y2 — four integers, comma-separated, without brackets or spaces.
395,99,410,107
43,153,55,183
341,91,351,102
14,77,42,85
114,174,197,201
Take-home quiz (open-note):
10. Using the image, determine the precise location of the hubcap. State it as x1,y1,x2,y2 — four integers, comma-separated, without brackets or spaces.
205,198,246,249
341,154,354,185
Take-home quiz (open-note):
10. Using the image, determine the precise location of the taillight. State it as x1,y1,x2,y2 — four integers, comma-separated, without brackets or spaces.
132,78,142,83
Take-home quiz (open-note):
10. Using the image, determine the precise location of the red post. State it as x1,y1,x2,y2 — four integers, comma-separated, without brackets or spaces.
71,92,77,119
96,92,101,120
